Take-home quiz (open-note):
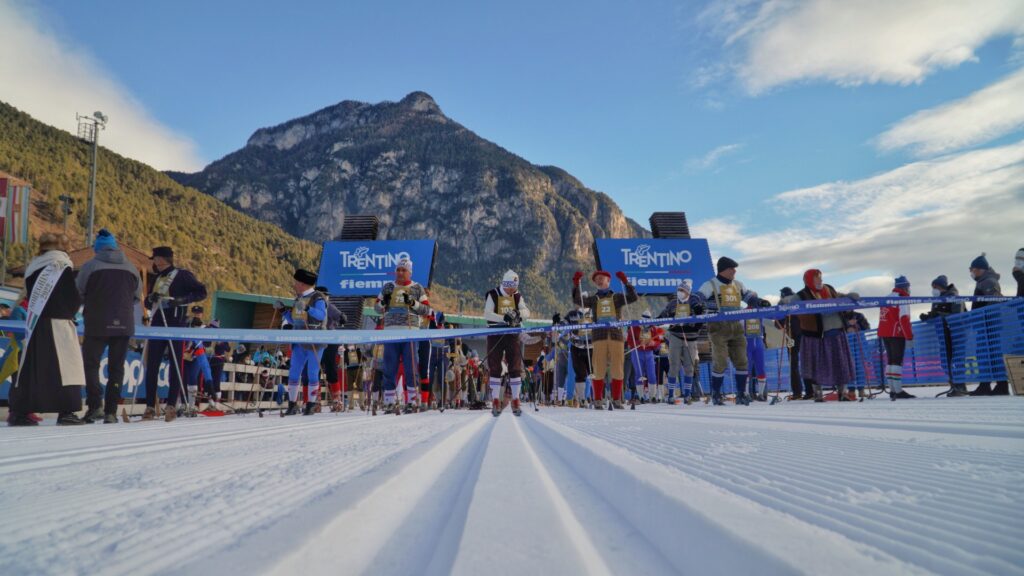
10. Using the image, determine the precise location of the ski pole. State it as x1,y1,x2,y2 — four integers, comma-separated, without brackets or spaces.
157,300,194,418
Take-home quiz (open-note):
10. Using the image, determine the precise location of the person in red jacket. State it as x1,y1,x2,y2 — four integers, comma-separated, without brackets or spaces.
878,275,914,400
627,312,663,403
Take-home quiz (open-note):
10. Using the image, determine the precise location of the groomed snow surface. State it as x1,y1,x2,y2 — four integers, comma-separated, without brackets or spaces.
1,392,1022,576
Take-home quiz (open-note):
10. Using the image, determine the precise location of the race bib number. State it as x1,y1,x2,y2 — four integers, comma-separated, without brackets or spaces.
596,296,615,321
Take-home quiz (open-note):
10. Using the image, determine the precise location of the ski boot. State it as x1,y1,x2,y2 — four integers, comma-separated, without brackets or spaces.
512,399,522,417
283,401,299,416
164,406,177,422
711,394,725,406
141,407,157,421
735,394,749,406
303,401,318,416
81,407,104,424
613,400,626,410
491,399,502,417
57,412,87,426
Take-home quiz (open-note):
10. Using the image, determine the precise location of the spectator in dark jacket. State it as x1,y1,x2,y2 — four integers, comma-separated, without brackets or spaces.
774,287,811,400
76,229,142,423
144,246,208,421
968,254,1007,396
920,275,967,395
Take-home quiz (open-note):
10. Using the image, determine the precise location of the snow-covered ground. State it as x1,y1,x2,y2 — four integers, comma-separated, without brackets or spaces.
1,393,1022,576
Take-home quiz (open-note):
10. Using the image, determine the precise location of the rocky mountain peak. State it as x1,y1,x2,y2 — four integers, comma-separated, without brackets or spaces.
171,93,649,313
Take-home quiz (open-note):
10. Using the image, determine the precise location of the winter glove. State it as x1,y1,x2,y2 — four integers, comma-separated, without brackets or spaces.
382,284,394,297
402,292,415,308
846,292,861,301
572,271,584,286
615,271,629,284
757,298,772,308
552,313,562,325
919,313,929,321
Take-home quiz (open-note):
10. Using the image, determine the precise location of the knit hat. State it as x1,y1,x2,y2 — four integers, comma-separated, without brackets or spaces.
780,287,794,298
93,228,117,251
151,246,174,259
591,270,611,282
931,275,949,290
970,253,989,270
396,258,413,273
293,268,318,286
191,305,204,314
676,279,693,293
717,256,739,273
1016,248,1024,260
501,269,520,291
895,275,910,289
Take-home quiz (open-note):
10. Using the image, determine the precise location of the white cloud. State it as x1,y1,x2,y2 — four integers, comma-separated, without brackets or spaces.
0,0,204,171
693,140,1024,298
876,67,1024,157
700,0,1024,94
685,143,744,171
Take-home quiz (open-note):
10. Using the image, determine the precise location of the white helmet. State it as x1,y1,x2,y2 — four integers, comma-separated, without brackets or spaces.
501,269,520,291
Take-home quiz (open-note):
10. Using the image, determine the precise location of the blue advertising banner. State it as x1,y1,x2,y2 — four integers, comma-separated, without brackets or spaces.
1,338,171,401
594,238,714,295
317,240,437,297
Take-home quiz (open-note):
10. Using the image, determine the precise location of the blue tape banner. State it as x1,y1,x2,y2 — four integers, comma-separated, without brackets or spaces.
594,238,714,296
317,240,436,297
0,296,1014,346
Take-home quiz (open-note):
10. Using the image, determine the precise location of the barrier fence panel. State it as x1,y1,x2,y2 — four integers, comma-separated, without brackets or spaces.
696,300,1023,394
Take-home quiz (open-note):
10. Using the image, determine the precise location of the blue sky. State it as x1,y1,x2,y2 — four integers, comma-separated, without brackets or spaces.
2,0,1023,306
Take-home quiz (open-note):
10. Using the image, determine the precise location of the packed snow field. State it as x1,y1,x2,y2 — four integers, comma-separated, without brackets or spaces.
1,395,1022,575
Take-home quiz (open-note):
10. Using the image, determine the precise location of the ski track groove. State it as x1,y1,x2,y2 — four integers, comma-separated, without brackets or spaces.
585,424,1022,572
2,396,1021,576
644,415,1024,526
545,406,1023,576
0,413,481,575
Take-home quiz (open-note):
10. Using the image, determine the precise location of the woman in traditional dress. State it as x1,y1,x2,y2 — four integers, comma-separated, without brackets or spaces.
9,233,86,426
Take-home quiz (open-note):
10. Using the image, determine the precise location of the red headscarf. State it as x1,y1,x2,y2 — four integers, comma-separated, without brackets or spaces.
803,269,830,299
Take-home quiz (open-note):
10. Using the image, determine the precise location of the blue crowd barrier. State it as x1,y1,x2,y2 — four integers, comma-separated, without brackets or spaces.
696,299,1023,393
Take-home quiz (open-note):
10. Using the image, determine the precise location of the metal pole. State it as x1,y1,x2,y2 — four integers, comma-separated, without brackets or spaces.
1,237,7,286
86,125,98,245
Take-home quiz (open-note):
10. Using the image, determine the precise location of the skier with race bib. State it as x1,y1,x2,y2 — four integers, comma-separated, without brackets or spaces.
572,270,638,410
276,269,328,416
695,257,769,406
483,270,531,416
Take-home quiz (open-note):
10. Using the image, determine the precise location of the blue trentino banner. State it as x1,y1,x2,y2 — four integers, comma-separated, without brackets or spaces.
318,240,437,297
594,238,715,295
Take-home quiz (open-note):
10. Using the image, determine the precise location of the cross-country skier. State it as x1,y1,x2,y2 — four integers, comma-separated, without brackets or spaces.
374,258,431,413
744,316,768,401
657,280,704,405
276,269,328,416
695,257,768,406
572,270,638,410
483,270,531,416
627,312,663,403
144,246,207,422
